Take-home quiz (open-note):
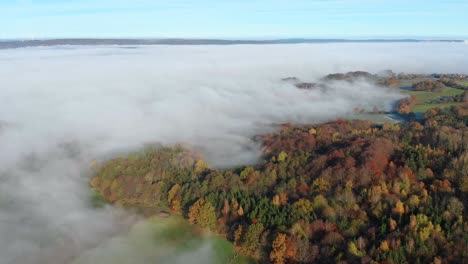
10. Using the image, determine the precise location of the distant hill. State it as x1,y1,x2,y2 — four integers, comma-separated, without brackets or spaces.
0,38,464,49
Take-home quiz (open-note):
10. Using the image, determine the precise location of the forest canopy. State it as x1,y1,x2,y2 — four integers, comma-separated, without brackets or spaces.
91,104,468,264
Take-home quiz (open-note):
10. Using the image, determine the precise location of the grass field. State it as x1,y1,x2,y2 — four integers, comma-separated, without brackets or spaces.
402,86,464,113
456,80,468,86
73,215,254,264
403,87,464,103
412,102,464,113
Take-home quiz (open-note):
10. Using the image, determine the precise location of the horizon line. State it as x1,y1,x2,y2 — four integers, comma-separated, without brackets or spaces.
1,37,467,41
1,38,467,49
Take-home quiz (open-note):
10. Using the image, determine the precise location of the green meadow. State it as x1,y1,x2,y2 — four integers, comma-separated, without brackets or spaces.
402,86,464,113
73,215,253,264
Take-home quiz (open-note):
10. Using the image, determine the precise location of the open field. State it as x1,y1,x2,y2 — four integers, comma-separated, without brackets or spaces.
412,102,464,113
72,215,253,264
402,86,464,113
403,87,464,103
455,80,468,86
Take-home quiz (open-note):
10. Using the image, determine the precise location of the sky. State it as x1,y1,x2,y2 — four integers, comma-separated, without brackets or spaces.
2,0,468,39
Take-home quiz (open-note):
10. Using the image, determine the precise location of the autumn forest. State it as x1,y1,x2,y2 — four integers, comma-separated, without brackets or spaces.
91,103,467,263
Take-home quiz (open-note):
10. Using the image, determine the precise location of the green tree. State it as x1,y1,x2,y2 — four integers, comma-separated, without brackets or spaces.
292,198,315,221
240,166,254,180
240,223,265,259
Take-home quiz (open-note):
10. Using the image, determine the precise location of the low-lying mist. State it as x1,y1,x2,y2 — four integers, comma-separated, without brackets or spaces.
0,43,467,264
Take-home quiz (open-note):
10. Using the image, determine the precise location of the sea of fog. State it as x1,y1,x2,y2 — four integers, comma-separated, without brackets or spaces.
0,43,467,264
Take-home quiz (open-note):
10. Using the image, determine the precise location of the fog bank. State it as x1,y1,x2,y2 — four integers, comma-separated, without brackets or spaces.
0,43,467,263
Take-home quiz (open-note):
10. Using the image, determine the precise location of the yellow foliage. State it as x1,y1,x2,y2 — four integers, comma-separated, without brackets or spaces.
419,222,434,241
272,194,281,206
401,190,408,197
348,241,364,257
270,233,287,264
383,123,401,131
312,194,328,210
414,214,435,241
290,222,307,238
292,198,314,217
408,195,420,209
313,177,330,192
188,198,204,224
188,198,217,229
277,151,288,162
389,218,397,231
379,182,389,194
379,240,390,252
393,200,405,216
240,166,254,180
194,159,209,173
167,183,180,204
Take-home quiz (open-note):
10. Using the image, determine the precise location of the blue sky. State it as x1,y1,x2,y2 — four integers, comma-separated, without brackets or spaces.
3,0,468,39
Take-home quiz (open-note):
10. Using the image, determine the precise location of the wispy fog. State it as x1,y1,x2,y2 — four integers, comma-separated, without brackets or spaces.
0,43,467,264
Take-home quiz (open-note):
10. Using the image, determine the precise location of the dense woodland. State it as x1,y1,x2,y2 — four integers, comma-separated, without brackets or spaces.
91,104,468,264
